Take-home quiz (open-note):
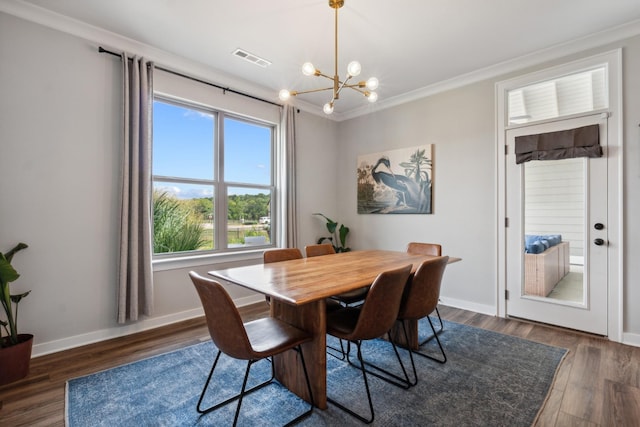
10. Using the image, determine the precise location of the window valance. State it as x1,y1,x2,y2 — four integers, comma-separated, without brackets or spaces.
514,124,602,164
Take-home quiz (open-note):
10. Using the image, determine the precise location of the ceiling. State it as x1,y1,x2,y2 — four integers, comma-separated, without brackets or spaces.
14,0,640,118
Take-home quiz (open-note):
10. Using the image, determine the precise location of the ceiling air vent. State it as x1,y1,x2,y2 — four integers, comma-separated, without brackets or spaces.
232,48,271,68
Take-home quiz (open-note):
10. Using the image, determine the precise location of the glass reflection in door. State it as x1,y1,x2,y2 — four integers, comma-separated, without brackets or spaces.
522,158,584,304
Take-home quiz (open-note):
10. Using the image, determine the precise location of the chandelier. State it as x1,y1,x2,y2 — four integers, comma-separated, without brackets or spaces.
278,0,379,114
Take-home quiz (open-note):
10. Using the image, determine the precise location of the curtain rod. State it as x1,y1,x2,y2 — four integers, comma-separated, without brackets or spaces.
98,46,282,108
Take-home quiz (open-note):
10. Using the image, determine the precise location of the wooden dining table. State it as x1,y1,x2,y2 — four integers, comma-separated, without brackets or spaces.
209,249,458,409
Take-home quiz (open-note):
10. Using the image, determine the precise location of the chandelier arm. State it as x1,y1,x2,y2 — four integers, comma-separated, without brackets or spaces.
334,74,352,98
347,86,368,95
315,71,337,82
291,86,335,96
343,82,367,89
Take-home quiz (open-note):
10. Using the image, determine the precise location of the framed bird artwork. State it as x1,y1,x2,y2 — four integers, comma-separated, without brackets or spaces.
357,145,433,214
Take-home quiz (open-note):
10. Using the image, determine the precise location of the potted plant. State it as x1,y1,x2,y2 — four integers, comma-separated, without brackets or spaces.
0,242,33,385
313,213,351,253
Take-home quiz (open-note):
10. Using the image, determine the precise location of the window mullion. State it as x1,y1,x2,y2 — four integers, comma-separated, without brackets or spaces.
214,113,226,250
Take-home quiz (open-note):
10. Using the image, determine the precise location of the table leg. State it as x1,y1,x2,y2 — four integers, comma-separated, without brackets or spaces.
388,319,419,350
271,299,327,409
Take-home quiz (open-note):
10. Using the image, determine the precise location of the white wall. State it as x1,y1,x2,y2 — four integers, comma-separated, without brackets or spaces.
3,10,640,354
337,37,640,344
0,12,338,356
294,111,340,244
1,13,122,350
621,36,640,343
336,82,498,314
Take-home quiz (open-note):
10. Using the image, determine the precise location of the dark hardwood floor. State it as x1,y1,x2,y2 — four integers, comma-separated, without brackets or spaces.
1,304,639,426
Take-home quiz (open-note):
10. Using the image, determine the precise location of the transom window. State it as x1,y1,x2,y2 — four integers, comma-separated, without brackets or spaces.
152,98,274,256
507,66,608,125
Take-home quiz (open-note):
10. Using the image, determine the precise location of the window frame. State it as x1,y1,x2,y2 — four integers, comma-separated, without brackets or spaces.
151,94,278,268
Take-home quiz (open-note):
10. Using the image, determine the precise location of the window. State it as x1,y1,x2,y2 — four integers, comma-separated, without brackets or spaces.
152,98,274,256
507,66,607,125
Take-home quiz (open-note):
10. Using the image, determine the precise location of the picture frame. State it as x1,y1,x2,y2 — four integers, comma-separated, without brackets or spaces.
357,145,433,214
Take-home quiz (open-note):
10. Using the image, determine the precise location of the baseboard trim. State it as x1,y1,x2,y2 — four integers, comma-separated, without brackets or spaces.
440,297,496,317
32,294,263,358
622,332,640,348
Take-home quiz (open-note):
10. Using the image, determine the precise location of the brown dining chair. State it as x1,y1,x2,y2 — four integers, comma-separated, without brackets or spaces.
303,243,351,358
189,271,314,426
262,248,303,304
325,264,413,424
263,247,303,263
406,242,444,333
397,256,449,385
304,243,335,257
305,243,368,307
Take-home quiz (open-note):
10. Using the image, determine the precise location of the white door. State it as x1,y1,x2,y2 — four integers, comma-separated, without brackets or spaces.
505,114,608,335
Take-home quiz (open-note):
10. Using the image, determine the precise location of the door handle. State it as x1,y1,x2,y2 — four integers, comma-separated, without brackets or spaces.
594,238,606,246
594,223,604,230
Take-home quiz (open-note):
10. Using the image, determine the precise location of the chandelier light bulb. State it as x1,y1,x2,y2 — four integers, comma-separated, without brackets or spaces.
278,89,291,101
302,62,316,76
278,1,380,113
323,102,334,114
347,61,361,77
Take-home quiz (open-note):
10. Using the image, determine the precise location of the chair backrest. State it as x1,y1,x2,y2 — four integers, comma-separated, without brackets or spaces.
305,244,336,257
189,271,253,360
263,248,303,264
406,242,442,256
350,264,413,340
397,256,449,320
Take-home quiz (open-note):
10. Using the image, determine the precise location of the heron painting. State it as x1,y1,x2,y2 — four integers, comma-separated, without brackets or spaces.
357,145,433,214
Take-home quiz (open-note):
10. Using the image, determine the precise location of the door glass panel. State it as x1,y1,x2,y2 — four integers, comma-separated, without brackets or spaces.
522,158,585,304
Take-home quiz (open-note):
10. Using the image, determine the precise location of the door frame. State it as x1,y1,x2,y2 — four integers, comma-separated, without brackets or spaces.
495,49,623,341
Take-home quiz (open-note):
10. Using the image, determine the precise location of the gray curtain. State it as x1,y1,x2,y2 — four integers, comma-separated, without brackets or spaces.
515,124,602,164
118,53,154,323
280,105,298,248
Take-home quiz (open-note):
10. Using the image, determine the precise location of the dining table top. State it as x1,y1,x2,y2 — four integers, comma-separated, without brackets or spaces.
209,249,459,306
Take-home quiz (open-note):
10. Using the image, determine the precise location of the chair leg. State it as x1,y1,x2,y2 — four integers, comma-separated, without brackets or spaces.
327,340,376,424
196,350,273,414
285,345,315,426
197,352,272,417
418,306,444,346
345,334,411,389
327,338,347,360
434,306,444,332
413,316,447,364
401,322,419,386
197,348,314,426
397,316,446,388
232,359,254,426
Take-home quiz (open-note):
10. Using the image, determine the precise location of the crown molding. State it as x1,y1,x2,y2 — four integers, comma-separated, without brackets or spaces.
340,18,640,122
3,0,640,123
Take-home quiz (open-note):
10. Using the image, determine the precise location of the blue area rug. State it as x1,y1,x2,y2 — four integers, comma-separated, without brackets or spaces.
66,320,566,426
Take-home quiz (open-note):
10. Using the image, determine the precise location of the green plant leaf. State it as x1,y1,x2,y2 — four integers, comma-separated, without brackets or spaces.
313,213,337,233
338,224,349,248
0,255,19,284
5,243,28,263
10,290,31,304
